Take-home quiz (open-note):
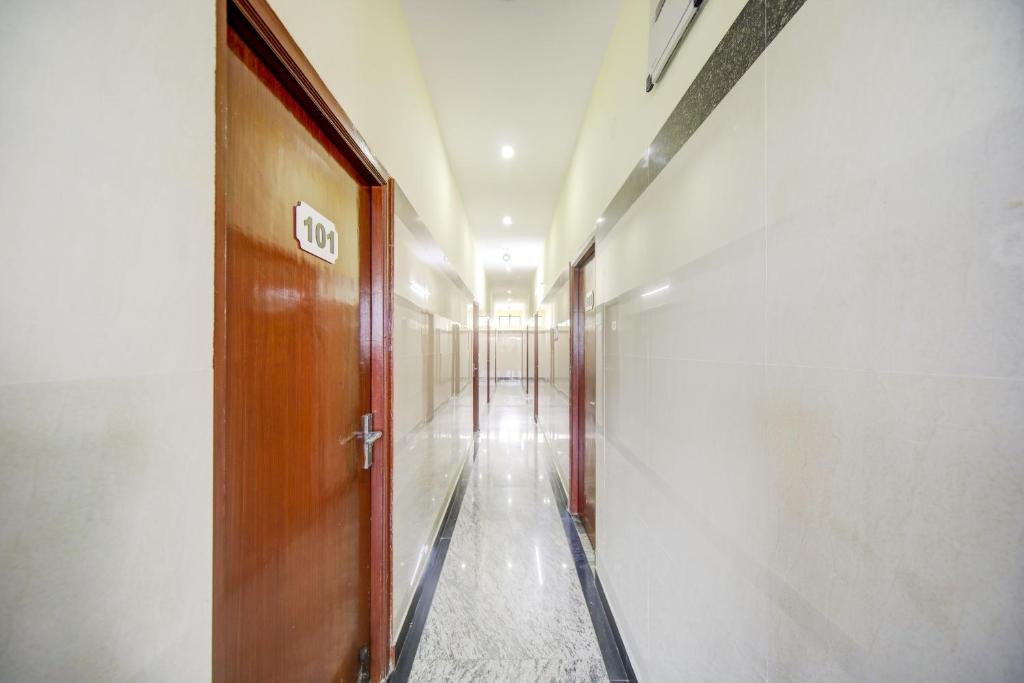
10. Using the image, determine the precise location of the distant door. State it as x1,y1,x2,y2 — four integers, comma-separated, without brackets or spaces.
525,322,530,394
453,323,461,396
533,312,539,422
216,26,373,682
496,330,523,381
473,303,480,431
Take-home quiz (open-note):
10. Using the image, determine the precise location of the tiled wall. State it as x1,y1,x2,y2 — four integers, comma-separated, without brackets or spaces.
594,0,1024,681
392,218,476,633
0,1,214,679
537,328,552,383
537,280,573,496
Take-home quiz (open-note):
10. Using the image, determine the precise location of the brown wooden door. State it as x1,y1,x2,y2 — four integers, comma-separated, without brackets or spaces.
581,258,598,547
217,28,371,682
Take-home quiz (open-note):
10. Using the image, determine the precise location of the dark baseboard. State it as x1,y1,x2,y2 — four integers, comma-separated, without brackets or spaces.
543,449,637,682
389,437,477,681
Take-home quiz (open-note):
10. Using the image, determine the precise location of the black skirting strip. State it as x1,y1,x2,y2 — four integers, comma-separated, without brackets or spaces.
544,456,637,683
389,437,477,682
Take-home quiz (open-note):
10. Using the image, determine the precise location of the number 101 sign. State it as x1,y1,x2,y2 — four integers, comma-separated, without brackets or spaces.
294,201,338,264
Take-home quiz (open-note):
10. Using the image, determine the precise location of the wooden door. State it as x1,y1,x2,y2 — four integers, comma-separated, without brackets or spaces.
525,319,530,395
581,258,598,547
486,317,491,403
452,324,461,397
217,27,371,682
473,303,480,431
536,313,544,419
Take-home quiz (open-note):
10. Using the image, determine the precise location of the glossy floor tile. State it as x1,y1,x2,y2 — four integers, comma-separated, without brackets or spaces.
408,383,609,683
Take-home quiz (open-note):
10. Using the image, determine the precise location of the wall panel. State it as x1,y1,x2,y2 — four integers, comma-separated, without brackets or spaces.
0,1,214,678
576,0,1024,680
391,218,475,633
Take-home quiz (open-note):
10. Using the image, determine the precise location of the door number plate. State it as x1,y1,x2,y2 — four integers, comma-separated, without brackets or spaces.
294,201,338,264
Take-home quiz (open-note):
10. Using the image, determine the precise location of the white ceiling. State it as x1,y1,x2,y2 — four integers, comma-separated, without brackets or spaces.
400,0,622,284
485,270,536,311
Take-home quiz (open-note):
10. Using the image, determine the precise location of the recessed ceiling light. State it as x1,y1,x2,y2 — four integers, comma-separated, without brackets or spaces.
506,297,511,302
506,289,511,294
505,266,511,272
502,215,513,227
502,252,510,262
596,216,605,224
500,144,515,159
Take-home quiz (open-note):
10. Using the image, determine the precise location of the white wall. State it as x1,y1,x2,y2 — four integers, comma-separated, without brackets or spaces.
1,0,481,678
495,331,525,381
539,0,749,292
268,0,481,298
575,0,1024,681
0,1,214,680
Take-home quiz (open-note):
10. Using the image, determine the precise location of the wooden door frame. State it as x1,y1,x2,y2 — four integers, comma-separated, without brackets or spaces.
525,320,530,395
568,239,595,516
473,302,480,432
452,324,460,397
486,317,491,403
533,312,539,422
213,0,394,680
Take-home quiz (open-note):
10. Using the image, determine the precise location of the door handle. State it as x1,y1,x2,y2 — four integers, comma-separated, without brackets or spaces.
357,413,382,469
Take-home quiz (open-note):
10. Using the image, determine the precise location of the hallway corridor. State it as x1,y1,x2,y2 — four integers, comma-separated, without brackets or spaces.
397,383,631,682
3,0,1023,680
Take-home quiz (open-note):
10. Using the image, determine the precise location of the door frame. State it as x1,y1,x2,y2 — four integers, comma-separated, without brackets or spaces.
568,239,595,516
213,0,394,680
486,316,491,403
533,311,539,422
473,302,480,432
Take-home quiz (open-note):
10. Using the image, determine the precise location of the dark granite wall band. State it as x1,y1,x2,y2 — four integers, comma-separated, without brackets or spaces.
595,0,808,243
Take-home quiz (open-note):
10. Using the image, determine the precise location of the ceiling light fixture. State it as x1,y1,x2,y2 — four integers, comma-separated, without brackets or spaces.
502,215,513,227
506,289,511,294
502,252,510,262
500,144,515,159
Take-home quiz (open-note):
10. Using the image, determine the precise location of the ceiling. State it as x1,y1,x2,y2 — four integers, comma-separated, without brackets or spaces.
400,0,622,287
485,270,536,312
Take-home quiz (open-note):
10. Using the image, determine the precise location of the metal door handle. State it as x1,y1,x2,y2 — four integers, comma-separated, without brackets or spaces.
357,412,382,469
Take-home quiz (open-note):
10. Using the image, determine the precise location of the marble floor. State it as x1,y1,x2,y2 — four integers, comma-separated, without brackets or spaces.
406,383,611,682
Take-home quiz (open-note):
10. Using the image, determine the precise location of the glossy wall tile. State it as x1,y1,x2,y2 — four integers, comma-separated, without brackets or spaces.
591,0,1024,680
0,1,215,677
537,280,572,496
0,372,213,681
392,216,477,634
